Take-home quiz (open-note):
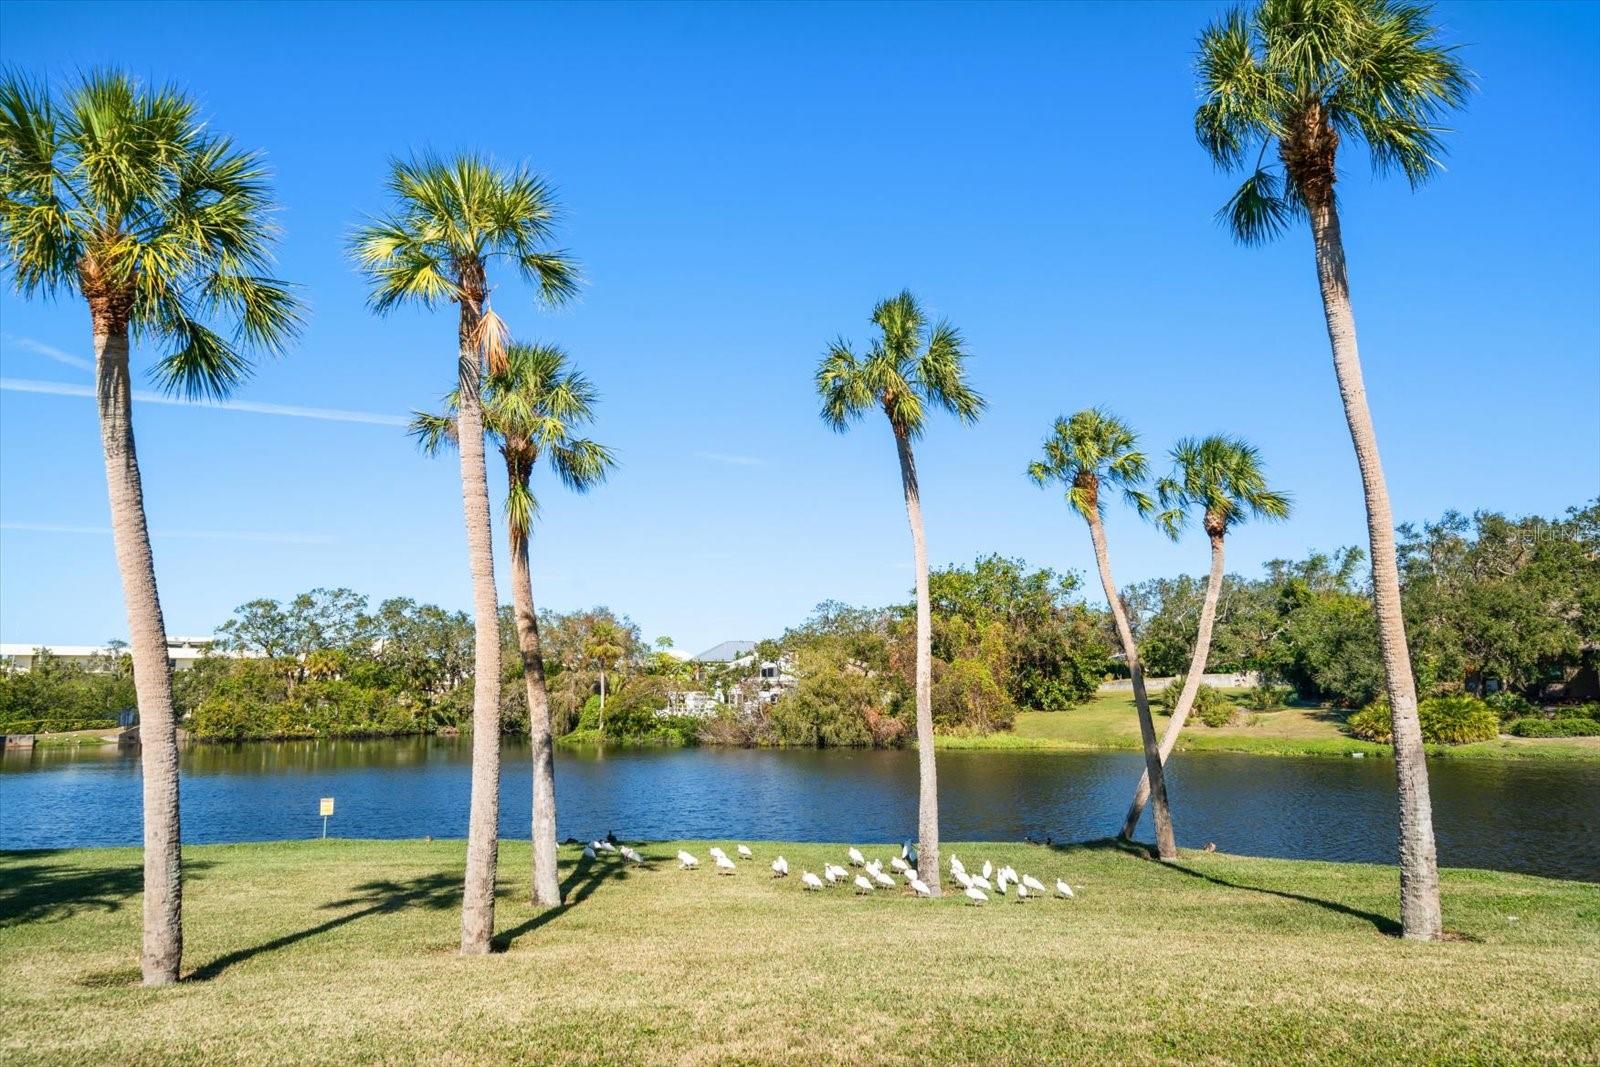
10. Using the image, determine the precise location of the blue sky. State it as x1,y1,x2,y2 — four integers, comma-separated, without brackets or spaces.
1,1,1597,654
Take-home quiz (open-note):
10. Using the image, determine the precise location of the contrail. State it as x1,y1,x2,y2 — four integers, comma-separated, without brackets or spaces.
0,377,409,427
0,521,337,546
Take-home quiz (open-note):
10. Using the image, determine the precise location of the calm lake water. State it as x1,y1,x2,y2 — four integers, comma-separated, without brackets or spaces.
2,739,1596,880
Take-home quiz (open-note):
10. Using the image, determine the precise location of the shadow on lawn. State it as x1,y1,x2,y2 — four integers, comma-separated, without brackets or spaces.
491,852,636,952
0,851,212,926
1058,838,1401,936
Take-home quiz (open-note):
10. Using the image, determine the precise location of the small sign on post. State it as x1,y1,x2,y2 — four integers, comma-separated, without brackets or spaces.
319,797,334,839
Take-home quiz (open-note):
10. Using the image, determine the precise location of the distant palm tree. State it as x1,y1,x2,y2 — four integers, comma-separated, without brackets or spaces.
352,154,576,955
1029,409,1177,860
1195,0,1468,939
1119,435,1290,838
584,621,626,734
414,342,614,908
0,71,301,985
817,290,985,894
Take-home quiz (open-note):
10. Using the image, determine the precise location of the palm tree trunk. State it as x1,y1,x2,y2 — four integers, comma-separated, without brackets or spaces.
894,428,940,895
456,297,503,955
94,317,184,986
1308,192,1442,940
506,482,561,907
1087,511,1177,859
1121,529,1226,838
598,671,606,734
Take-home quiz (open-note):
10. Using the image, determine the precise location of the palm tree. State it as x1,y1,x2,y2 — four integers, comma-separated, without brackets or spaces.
817,290,985,894
352,154,577,954
1029,409,1177,860
1119,435,1290,837
584,621,625,734
413,342,614,908
1195,0,1468,939
0,71,300,985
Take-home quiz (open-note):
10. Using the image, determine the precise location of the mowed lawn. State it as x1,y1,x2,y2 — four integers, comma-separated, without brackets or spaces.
2,840,1597,1065
937,691,1600,761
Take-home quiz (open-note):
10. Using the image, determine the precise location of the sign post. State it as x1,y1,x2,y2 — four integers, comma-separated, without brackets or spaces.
319,797,334,839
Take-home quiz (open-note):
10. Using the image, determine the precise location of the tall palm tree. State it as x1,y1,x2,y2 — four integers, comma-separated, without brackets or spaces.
1195,0,1468,939
584,621,625,734
1029,409,1177,860
1119,435,1290,837
352,154,577,954
817,290,985,894
0,71,300,985
414,342,614,908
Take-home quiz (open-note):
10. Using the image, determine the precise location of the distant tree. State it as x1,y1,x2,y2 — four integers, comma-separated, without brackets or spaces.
817,290,985,894
584,621,627,733
0,70,301,984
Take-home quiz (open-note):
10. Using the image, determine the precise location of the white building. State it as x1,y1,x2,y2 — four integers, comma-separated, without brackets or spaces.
0,636,225,673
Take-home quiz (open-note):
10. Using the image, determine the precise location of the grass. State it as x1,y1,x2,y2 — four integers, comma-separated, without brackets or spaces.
2,839,1597,1064
935,691,1600,761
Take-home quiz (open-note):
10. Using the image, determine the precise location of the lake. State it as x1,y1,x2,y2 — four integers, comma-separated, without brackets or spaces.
2,739,1596,881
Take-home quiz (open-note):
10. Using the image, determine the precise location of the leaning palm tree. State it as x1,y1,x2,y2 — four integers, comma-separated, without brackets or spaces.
352,154,576,954
0,71,300,985
584,621,625,734
413,342,614,908
1029,409,1177,860
817,290,985,894
1119,435,1290,837
1195,0,1468,939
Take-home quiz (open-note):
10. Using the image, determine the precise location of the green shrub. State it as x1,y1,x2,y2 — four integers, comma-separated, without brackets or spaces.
1348,696,1499,746
1240,684,1291,711
932,658,1015,734
1484,690,1537,722
1155,680,1236,727
1556,702,1600,721
1508,716,1600,738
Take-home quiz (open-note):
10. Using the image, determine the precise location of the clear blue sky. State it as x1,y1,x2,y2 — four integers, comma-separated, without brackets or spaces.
1,1,1596,654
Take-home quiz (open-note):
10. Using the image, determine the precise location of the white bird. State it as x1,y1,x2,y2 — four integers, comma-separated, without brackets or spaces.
954,870,974,890
964,886,988,905
620,846,644,864
1056,879,1075,899
890,856,910,873
848,847,866,867
971,875,993,892
902,840,919,866
582,844,597,860
872,869,895,888
999,865,1018,884
709,846,727,860
771,856,789,878
1016,883,1031,901
737,844,753,860
715,854,737,875
909,877,932,897
995,875,1009,895
801,871,824,891
981,860,993,880
594,839,618,854
678,850,699,869
824,863,847,883
949,854,965,875
1022,874,1046,894
853,874,874,894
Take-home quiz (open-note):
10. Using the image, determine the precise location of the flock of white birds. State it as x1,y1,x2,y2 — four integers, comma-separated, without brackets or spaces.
666,841,1079,905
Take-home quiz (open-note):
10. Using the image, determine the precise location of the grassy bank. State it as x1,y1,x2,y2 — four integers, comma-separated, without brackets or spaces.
2,840,1596,1064
936,691,1600,761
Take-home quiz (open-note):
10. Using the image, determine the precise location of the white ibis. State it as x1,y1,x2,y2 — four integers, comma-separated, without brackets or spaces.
981,860,993,881
737,844,753,860
949,854,965,875
678,850,699,869
953,870,974,890
620,845,643,864
715,854,737,875
1056,879,1075,899
848,847,866,867
971,875,993,892
964,886,988,905
853,874,873,895
1016,883,1031,902
999,865,1018,884
890,856,909,873
909,877,932,897
872,869,895,889
801,871,824,891
824,864,847,884
709,846,727,860
771,856,789,878
1021,874,1046,894
583,844,597,860
995,874,1009,895
594,840,618,854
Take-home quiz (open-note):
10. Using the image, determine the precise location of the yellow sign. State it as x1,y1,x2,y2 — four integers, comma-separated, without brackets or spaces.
319,797,335,817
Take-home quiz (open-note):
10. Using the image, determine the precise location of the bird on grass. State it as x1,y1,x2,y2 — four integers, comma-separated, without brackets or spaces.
848,847,866,867
949,854,966,877
709,847,728,861
582,844,597,860
620,846,644,865
981,860,993,881
1015,883,1031,902
678,850,699,870
964,886,988,906
824,863,847,884
890,856,910,874
1055,879,1075,899
853,875,874,895
593,839,618,854
909,877,932,898
737,844,754,860
801,871,824,891
715,854,737,876
1021,874,1046,894
970,875,993,892
902,840,919,866
995,874,1008,896
771,856,789,878
953,870,974,890
872,869,896,889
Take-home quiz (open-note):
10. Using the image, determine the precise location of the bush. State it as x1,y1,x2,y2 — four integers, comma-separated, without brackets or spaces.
768,671,903,748
1485,690,1537,722
1240,684,1291,711
1154,680,1236,727
1556,702,1600,721
932,658,1016,734
1347,695,1499,746
1507,716,1600,738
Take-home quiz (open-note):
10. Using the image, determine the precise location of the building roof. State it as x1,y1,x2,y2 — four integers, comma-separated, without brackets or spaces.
693,640,757,663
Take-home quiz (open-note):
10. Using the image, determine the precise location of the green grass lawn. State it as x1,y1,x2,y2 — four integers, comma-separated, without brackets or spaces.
935,691,1600,761
3,839,1597,1064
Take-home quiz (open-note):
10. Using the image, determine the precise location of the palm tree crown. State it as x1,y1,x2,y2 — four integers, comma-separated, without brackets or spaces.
1196,0,1470,243
1157,435,1292,538
350,153,578,367
0,70,301,396
1027,408,1156,522
816,290,985,438
412,342,615,533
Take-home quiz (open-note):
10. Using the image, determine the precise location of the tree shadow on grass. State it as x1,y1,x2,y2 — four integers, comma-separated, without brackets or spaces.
0,851,213,926
188,871,459,982
491,852,638,953
1054,837,1402,936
